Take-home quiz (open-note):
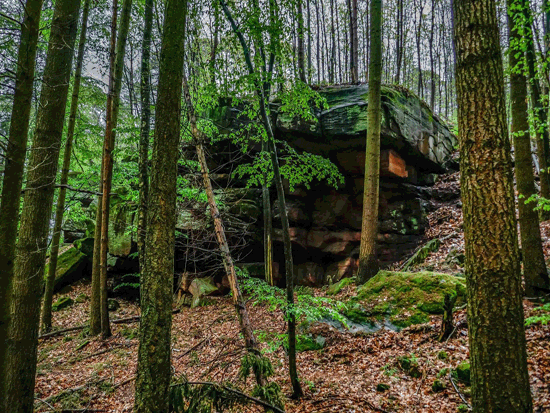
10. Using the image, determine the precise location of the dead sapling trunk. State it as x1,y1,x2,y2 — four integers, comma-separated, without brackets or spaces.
438,293,457,342
182,79,267,387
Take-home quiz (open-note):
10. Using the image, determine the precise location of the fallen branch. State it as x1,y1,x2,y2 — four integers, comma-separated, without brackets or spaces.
176,381,286,413
39,310,180,339
448,372,472,410
43,379,107,404
113,375,136,390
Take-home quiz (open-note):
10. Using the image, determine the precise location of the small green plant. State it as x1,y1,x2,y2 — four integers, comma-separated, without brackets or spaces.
382,363,398,377
397,354,422,378
376,383,390,392
525,303,550,326
437,350,448,360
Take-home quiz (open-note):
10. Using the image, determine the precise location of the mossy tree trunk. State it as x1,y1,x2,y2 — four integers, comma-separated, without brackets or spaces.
137,0,153,277
133,0,187,410
220,0,303,398
41,0,91,334
452,0,534,411
508,0,550,297
3,0,81,409
0,0,44,397
357,0,382,284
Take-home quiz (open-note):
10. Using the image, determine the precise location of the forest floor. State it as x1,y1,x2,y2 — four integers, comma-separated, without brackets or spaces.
34,172,550,413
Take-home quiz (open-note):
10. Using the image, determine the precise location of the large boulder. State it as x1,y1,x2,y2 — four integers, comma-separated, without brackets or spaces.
44,246,91,293
276,85,457,171
350,270,467,328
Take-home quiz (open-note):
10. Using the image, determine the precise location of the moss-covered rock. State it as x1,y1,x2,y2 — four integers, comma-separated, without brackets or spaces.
189,277,219,308
454,361,471,385
327,277,355,295
353,270,466,328
402,239,441,271
52,296,74,312
397,355,422,378
432,379,446,392
73,237,94,257
295,335,325,352
44,246,90,293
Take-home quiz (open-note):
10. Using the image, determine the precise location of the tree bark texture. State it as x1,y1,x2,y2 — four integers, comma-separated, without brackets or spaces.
357,0,382,284
0,0,44,397
3,0,81,409
41,0,91,333
137,0,153,279
133,0,187,410
452,0,534,411
508,0,550,297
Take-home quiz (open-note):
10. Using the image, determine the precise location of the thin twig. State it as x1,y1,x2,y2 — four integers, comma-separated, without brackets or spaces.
448,372,472,410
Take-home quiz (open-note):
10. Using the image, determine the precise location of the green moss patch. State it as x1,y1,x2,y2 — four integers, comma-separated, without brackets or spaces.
327,277,355,295
353,270,466,328
44,246,89,292
52,296,74,312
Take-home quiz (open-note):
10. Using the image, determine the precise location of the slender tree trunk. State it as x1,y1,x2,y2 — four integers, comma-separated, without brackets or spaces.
349,0,358,83
429,0,436,110
316,0,320,84
508,0,550,296
182,80,266,385
394,0,403,84
41,0,91,334
524,4,550,220
3,0,81,409
357,0,382,284
329,0,336,83
307,0,312,83
220,0,303,398
90,0,118,337
297,0,306,82
452,0,534,411
133,0,187,410
99,0,133,338
0,0,44,394
137,0,154,278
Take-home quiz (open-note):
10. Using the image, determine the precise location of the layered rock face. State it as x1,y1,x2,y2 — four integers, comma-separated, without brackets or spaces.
211,85,457,286
63,84,457,290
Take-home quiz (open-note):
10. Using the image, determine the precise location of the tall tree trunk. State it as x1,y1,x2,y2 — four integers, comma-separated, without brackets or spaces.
0,0,44,394
452,0,534,411
3,0,81,409
307,0,312,83
89,0,118,337
429,0,436,110
297,0,306,82
508,0,550,296
220,0,303,398
349,0,358,83
357,0,382,284
137,0,154,278
394,0,403,84
524,3,550,221
41,0,91,334
98,0,133,338
133,0,187,410
329,0,336,83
